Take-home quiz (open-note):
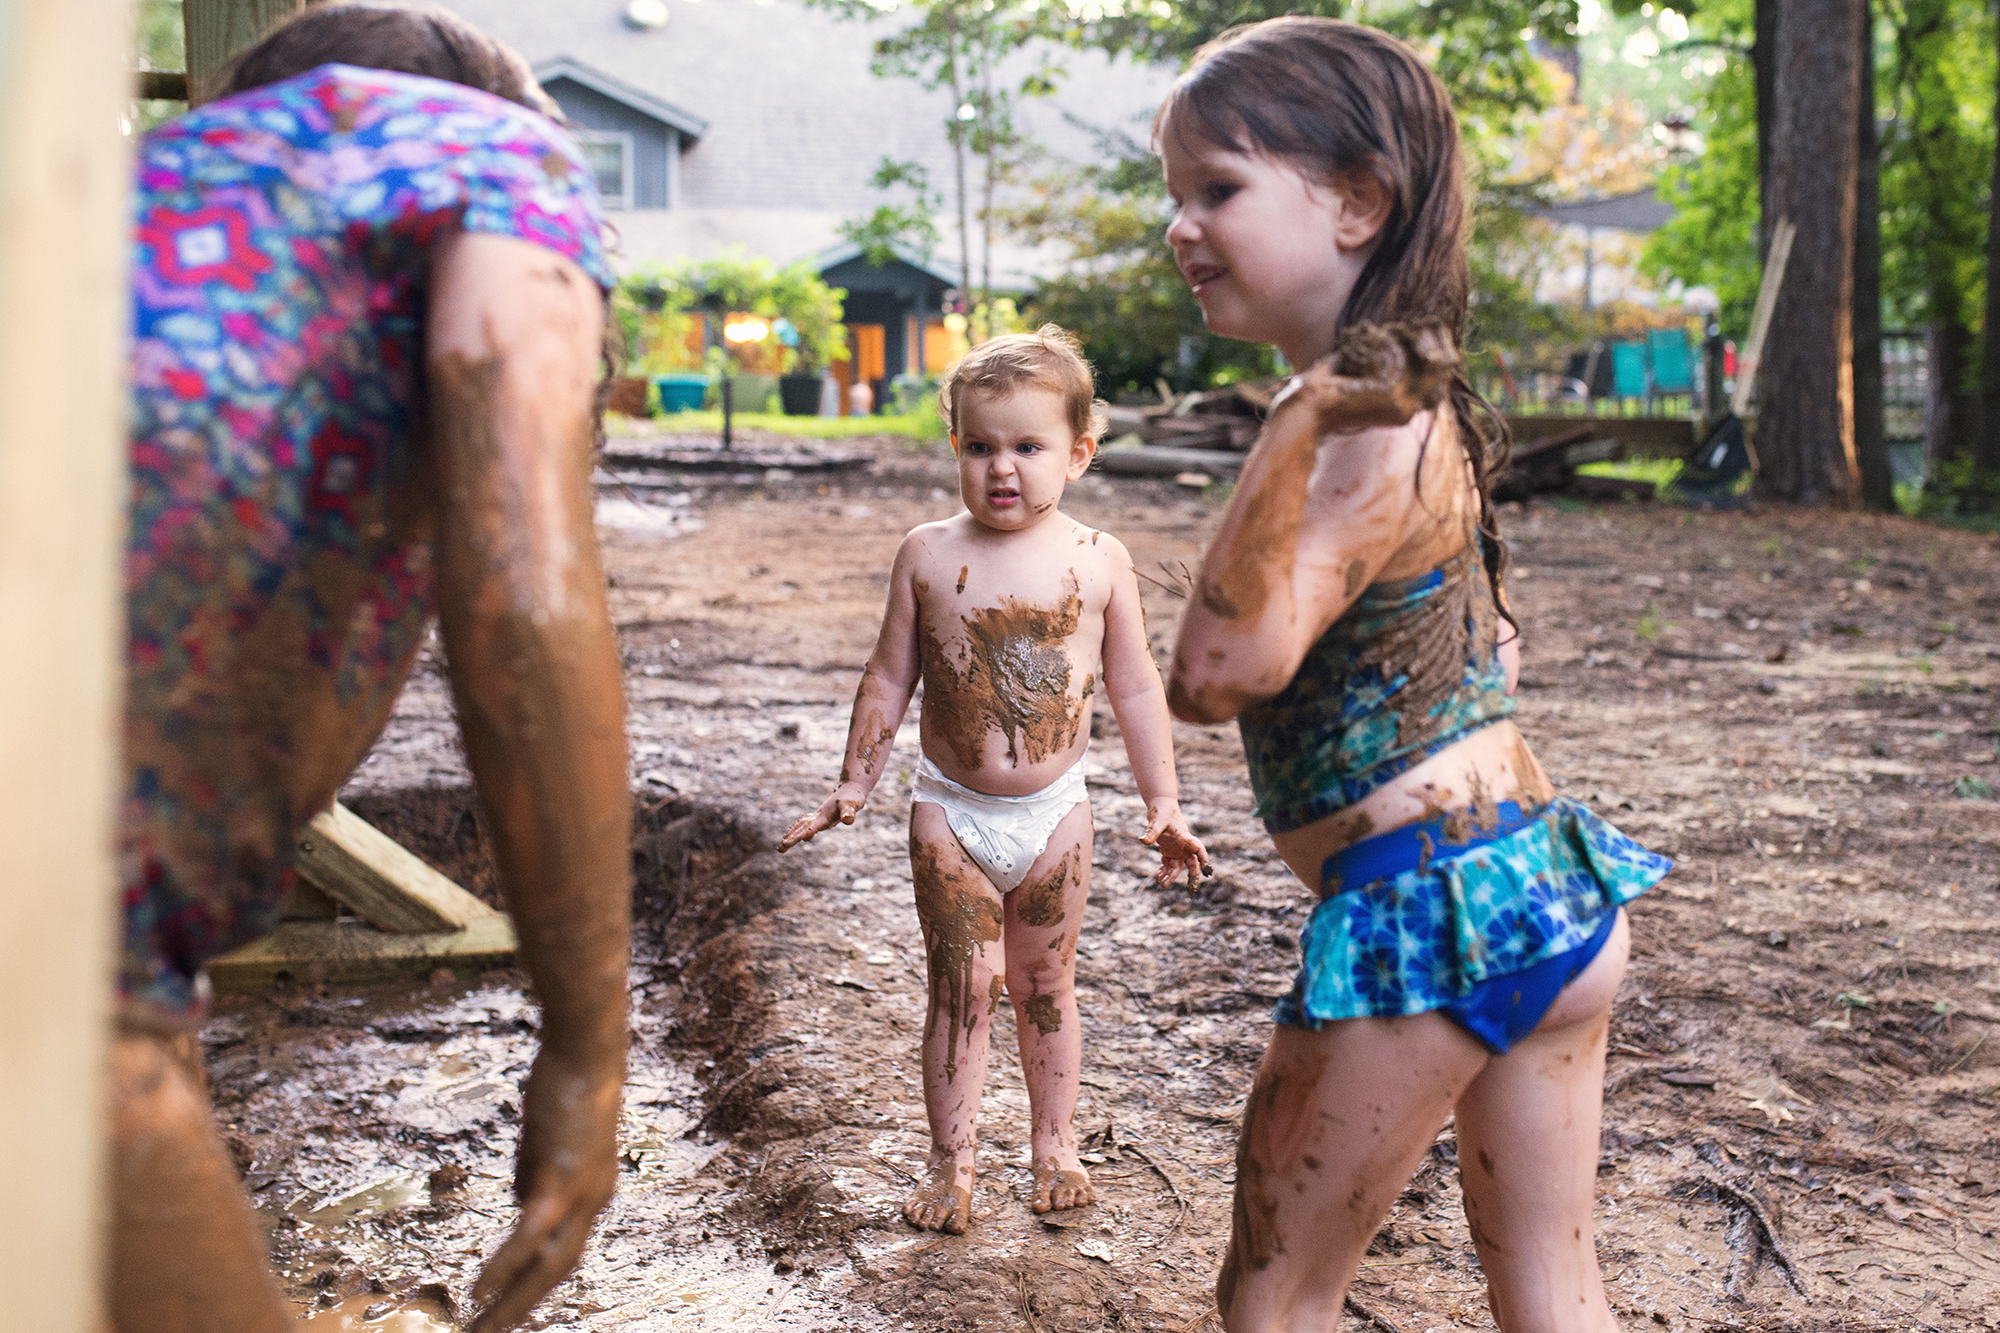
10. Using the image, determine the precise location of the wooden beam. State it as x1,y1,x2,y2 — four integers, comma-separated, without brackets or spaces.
206,915,520,992
136,69,189,102
0,1,134,1328
184,0,303,105
296,802,497,934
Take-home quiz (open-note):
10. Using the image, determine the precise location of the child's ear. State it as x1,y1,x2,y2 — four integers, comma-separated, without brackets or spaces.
1330,167,1392,253
1067,434,1097,482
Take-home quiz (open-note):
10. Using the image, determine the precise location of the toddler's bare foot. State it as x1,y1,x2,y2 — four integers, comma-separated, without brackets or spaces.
904,1148,975,1234
1030,1153,1096,1214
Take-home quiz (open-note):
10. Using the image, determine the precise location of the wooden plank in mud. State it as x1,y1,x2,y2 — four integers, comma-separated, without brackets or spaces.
205,913,519,992
1094,446,1246,478
297,801,495,934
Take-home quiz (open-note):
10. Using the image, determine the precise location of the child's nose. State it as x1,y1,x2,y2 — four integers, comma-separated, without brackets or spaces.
1166,208,1198,247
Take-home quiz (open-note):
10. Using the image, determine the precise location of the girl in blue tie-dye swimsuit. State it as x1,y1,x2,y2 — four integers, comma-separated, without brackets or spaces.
1157,19,1671,1332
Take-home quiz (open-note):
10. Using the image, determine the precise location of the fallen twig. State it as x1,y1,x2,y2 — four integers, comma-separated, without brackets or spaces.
1123,1141,1193,1247
1343,1292,1401,1331
1017,1270,1044,1333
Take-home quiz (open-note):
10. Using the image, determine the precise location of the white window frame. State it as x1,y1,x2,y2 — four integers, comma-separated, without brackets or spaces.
574,130,634,210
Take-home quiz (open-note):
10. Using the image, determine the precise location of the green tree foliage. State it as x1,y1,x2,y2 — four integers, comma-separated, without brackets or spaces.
841,159,945,266
620,255,850,376
812,0,1062,338
1640,18,1762,334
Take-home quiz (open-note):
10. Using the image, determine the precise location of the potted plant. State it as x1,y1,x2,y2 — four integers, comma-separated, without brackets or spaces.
768,262,849,416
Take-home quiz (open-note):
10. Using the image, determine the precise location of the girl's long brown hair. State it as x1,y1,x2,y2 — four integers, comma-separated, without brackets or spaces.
1157,17,1512,622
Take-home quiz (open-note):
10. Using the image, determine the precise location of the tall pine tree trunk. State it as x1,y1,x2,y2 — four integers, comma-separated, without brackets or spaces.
1757,0,1864,507
1927,317,1978,470
1979,19,2000,482
1754,0,1779,261
1853,0,1892,510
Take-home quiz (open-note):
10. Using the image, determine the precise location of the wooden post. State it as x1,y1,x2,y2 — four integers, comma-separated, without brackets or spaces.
185,0,305,104
0,1,134,1328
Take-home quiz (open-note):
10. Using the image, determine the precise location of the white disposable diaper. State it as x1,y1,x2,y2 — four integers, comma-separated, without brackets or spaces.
913,754,1089,892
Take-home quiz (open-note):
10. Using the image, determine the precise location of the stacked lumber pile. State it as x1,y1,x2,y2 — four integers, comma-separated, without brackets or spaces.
1102,379,1279,452
1096,379,1280,480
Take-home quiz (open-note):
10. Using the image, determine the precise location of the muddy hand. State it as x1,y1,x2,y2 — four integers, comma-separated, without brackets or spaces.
469,1047,622,1332
1280,322,1458,434
779,790,864,852
1140,803,1212,889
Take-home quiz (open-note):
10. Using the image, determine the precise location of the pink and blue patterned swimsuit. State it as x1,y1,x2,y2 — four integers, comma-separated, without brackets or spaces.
121,65,612,1025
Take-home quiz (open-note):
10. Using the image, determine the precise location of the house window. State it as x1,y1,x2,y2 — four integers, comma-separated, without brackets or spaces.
574,132,633,209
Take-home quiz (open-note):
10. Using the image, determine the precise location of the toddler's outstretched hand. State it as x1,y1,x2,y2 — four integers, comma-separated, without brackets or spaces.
780,787,866,852
1140,799,1212,888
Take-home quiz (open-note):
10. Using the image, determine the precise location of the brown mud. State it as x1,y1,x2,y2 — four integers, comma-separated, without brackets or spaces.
911,829,1007,1081
202,430,2000,1331
921,569,1087,769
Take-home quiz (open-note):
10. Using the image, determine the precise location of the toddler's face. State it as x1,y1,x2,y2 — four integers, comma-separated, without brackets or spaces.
952,386,1093,532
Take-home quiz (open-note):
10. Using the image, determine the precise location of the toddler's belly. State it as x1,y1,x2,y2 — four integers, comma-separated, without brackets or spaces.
918,717,1089,797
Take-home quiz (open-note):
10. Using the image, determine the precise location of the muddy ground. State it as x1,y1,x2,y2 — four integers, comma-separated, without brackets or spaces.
210,430,2000,1332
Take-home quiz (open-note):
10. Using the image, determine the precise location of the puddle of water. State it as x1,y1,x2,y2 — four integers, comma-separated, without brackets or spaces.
292,1292,453,1331
298,1170,431,1225
596,496,704,534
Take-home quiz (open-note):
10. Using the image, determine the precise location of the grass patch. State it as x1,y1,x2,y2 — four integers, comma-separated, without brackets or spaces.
608,410,947,442
1575,457,1685,489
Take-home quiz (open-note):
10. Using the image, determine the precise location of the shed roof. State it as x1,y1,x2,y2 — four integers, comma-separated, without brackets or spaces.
1533,187,1677,232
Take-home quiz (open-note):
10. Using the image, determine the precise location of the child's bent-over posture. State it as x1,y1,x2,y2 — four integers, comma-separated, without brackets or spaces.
782,326,1210,1235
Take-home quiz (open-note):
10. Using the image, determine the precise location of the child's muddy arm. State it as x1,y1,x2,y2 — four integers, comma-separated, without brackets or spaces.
1168,329,1455,725
1100,540,1211,885
780,534,924,851
425,233,629,1333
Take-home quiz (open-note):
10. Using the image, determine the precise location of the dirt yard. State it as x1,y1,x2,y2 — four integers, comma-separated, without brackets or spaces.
209,430,2000,1332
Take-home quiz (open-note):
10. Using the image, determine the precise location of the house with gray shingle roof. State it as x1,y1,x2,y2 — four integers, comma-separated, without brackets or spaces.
437,0,1175,389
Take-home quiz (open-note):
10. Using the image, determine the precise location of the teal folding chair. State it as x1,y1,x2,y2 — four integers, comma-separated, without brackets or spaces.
1648,328,1695,411
1610,341,1648,407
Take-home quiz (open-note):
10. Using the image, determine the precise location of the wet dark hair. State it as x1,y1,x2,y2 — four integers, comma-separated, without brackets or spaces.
1156,17,1513,627
226,2,557,118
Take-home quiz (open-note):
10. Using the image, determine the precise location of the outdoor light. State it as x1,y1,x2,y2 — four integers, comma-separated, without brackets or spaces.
624,0,669,29
719,316,770,451
1659,114,1697,158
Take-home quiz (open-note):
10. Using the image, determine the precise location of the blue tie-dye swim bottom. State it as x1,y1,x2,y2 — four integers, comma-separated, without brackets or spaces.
1273,797,1673,1049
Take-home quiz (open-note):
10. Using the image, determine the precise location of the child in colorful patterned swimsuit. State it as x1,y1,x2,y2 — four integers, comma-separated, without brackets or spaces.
782,326,1211,1235
1156,19,1673,1332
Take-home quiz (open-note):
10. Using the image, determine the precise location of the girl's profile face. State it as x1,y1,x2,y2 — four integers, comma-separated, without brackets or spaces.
1160,129,1373,367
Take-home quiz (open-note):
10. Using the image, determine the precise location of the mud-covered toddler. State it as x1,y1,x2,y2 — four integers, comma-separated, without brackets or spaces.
781,325,1211,1235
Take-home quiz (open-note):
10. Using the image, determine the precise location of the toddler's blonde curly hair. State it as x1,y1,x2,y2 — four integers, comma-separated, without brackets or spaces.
937,324,1110,444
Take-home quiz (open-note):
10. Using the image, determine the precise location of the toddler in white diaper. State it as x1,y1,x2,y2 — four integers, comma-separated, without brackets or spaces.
781,325,1210,1235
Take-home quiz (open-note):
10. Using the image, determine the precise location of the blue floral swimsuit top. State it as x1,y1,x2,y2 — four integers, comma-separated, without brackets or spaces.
1239,536,1516,834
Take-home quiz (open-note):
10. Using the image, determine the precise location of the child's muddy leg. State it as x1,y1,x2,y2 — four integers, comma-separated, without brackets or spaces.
1452,913,1627,1333
1003,800,1095,1214
1216,1015,1485,1333
908,802,1007,1234
108,1032,290,1333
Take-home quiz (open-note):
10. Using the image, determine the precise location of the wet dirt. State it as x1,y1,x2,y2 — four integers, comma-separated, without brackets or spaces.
922,569,1087,769
202,429,2000,1330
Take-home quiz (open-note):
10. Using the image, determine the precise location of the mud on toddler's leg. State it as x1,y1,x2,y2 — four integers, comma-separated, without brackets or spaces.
1003,801,1098,1215
906,803,1007,1233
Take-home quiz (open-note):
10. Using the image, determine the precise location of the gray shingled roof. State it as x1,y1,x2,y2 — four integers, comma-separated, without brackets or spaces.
439,0,1175,217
